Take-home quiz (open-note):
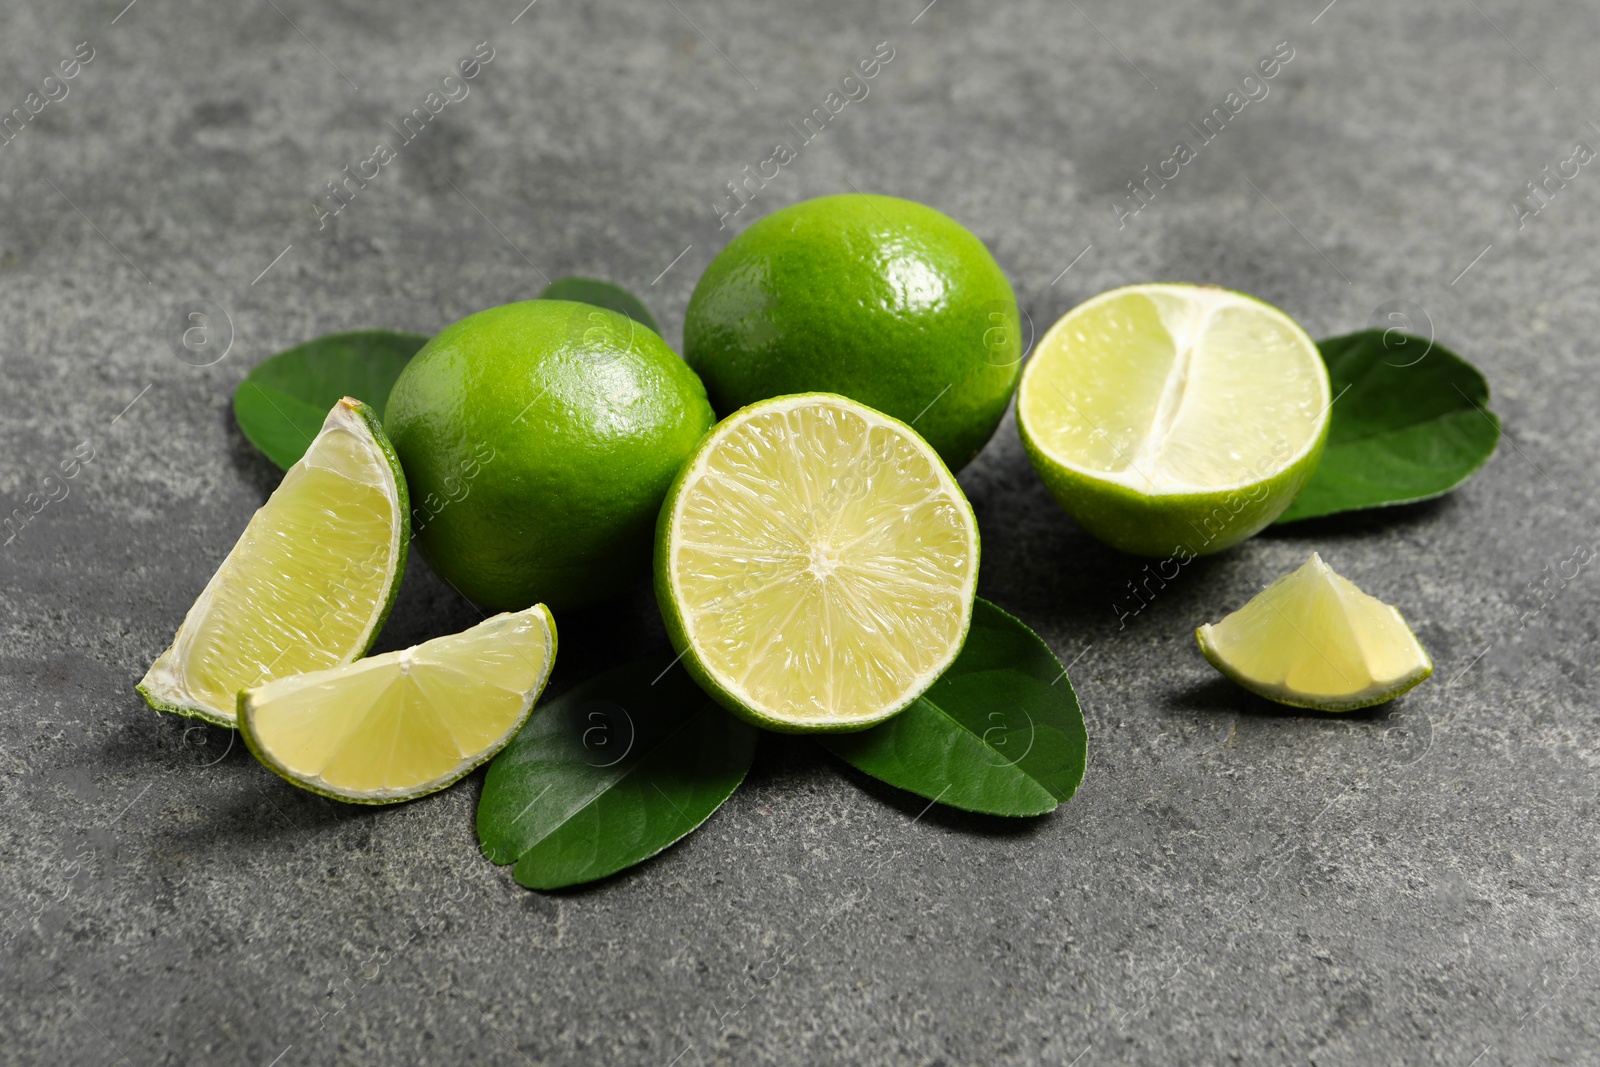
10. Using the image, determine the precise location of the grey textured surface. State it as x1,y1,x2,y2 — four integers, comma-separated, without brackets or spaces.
2,0,1597,1064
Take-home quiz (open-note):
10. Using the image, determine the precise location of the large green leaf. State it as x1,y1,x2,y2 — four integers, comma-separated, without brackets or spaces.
820,599,1087,818
1277,330,1500,523
477,660,756,890
233,331,427,469
538,277,660,335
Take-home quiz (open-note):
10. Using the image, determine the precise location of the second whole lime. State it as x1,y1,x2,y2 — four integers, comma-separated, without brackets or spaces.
384,300,715,613
684,194,1022,470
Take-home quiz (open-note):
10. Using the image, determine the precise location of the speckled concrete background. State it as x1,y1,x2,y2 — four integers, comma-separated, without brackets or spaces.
2,0,1597,1063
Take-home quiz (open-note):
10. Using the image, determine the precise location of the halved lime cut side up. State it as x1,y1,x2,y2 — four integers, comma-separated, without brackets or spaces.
656,393,980,734
1018,283,1331,556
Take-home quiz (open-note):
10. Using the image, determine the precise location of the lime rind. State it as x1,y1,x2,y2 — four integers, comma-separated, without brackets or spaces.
238,605,557,804
1198,641,1432,712
342,396,411,660
136,397,409,725
1018,283,1331,557
1016,436,1326,560
134,685,236,728
1195,553,1433,712
684,193,1021,472
384,300,714,613
655,393,980,735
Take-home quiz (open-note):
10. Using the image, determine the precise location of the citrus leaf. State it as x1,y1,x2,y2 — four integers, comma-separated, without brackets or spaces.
1277,330,1500,523
233,331,428,469
477,659,756,890
539,277,660,334
820,599,1087,818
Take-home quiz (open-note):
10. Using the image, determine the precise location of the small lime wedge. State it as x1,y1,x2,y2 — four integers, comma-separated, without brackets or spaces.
240,606,556,803
1197,553,1433,711
1018,283,1330,556
656,393,980,733
137,398,408,726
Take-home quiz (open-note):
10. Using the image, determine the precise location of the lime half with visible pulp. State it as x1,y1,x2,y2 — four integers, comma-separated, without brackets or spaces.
137,398,408,726
240,605,556,803
1018,283,1330,557
1197,553,1433,711
656,393,979,733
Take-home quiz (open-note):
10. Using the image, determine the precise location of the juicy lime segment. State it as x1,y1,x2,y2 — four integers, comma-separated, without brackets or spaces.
658,394,979,733
1018,284,1330,556
1197,553,1433,711
240,606,556,803
137,399,408,726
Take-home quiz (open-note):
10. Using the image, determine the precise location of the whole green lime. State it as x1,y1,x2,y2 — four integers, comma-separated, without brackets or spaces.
385,301,715,613
684,194,1021,470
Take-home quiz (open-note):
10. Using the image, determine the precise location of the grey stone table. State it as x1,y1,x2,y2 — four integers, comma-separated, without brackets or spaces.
2,0,1596,1063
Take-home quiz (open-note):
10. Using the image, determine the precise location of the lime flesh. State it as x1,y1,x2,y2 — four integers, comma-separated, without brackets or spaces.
1197,553,1433,711
656,393,979,733
137,398,408,726
240,606,556,803
1018,283,1330,557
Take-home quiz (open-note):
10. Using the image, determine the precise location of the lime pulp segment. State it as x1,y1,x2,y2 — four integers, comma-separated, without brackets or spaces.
137,398,407,725
660,393,979,732
1197,553,1433,711
240,606,557,803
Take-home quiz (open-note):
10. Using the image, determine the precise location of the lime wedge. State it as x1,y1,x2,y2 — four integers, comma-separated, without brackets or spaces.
137,398,408,726
1197,553,1433,711
656,393,980,733
240,606,556,803
1018,283,1330,556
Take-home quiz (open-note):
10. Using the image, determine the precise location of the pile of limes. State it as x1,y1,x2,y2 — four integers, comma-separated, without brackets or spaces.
141,192,1419,804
